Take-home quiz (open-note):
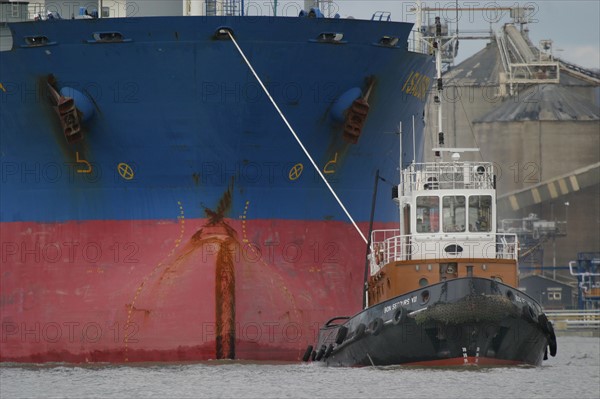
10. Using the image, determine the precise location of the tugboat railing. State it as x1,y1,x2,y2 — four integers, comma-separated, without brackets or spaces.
399,161,495,194
370,229,518,275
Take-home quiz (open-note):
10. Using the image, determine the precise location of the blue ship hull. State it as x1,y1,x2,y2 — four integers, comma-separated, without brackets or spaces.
0,16,434,362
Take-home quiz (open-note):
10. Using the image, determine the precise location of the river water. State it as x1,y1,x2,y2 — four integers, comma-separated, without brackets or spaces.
1,336,598,399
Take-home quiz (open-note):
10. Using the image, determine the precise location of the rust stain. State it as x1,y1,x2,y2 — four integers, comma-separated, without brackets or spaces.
39,75,95,168
215,235,236,359
206,178,236,359
123,202,187,361
204,177,234,225
124,180,239,360
154,226,237,360
322,79,378,173
46,74,82,143
343,76,375,144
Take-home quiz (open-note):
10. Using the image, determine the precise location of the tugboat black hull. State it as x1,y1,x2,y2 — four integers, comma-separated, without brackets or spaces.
308,277,556,367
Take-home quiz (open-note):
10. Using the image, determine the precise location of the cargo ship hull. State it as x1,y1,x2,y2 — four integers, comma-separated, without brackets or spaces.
0,16,434,362
2,219,373,362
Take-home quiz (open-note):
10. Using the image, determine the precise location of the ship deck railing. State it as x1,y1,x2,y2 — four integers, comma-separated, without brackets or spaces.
369,229,518,275
399,161,495,194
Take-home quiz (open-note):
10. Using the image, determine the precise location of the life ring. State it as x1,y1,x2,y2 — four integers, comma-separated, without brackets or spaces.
369,318,384,336
302,345,313,362
393,307,407,325
335,326,348,345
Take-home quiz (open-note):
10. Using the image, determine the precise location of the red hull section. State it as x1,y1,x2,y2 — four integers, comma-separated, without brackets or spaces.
0,218,376,363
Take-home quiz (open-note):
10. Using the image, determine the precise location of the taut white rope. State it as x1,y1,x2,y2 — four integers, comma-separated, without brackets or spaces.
227,31,367,244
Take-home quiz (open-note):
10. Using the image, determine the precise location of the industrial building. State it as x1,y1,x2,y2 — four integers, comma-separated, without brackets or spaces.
423,11,599,277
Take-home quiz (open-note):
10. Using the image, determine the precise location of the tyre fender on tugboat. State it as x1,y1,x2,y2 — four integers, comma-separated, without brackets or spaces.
324,344,334,359
369,317,384,336
315,345,326,361
547,323,557,357
335,326,348,344
538,314,557,357
302,345,313,362
392,307,407,325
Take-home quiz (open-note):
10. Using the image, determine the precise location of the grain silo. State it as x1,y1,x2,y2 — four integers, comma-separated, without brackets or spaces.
423,17,600,277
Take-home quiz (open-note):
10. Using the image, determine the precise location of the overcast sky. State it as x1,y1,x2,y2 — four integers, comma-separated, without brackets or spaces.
278,1,600,70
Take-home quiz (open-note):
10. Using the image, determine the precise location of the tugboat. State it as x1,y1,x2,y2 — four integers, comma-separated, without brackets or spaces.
304,17,557,367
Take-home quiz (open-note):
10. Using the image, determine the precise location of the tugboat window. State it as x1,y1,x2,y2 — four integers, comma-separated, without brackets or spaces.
416,196,439,233
468,195,492,232
442,196,465,232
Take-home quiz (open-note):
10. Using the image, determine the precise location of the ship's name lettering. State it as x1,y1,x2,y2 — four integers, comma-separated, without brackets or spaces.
383,296,416,313
401,71,431,101
514,295,533,308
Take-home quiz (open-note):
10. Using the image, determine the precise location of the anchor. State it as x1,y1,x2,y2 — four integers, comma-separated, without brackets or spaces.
343,78,375,144
47,74,82,144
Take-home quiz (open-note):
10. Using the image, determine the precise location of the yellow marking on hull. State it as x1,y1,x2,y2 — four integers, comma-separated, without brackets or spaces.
118,162,134,180
76,152,92,174
239,200,301,331
123,201,185,361
289,163,303,180
324,152,338,174
531,188,542,204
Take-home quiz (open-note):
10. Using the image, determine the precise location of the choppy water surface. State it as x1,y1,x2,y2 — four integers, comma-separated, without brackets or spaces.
1,336,598,399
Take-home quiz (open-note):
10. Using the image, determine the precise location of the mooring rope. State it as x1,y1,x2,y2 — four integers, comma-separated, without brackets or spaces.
226,31,367,244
